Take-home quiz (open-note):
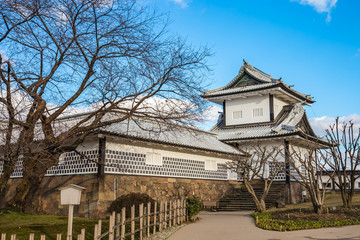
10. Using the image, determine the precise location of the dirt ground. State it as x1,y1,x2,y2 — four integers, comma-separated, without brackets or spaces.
168,211,360,240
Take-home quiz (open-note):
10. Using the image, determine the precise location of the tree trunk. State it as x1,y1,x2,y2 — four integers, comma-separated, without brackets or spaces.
243,181,267,212
340,188,352,208
0,160,16,194
10,153,54,212
313,204,323,214
259,199,266,212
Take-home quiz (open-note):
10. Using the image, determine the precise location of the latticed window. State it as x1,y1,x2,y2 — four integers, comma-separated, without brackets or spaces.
205,159,217,171
233,110,242,119
146,152,162,166
253,108,263,117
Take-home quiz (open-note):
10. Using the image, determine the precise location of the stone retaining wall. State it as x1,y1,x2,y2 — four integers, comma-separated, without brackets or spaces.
1,174,242,217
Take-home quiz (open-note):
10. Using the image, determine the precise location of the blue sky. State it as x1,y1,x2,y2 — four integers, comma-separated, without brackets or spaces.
146,0,360,133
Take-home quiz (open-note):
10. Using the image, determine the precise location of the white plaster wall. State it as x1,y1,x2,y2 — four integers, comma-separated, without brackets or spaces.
225,95,270,126
106,139,237,180
319,175,360,190
273,97,288,118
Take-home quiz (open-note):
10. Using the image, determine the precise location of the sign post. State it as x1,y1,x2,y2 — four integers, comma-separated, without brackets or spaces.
59,184,86,240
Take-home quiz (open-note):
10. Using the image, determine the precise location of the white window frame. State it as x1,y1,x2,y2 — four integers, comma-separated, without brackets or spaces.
253,108,263,117
205,159,217,171
146,152,162,166
232,110,242,119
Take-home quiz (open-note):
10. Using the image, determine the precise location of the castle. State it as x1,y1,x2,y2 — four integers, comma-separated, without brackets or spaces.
0,61,326,216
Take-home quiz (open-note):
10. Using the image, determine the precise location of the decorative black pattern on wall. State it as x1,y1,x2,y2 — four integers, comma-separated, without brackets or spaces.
105,150,228,180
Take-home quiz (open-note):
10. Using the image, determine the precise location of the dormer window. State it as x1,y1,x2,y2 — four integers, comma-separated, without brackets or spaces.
253,108,263,117
233,111,242,119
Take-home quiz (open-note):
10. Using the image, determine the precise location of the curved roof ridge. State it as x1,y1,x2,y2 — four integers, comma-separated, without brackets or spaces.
242,60,276,83
202,61,281,96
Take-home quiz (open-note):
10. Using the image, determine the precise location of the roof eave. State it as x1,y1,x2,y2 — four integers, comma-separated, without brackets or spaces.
96,130,246,157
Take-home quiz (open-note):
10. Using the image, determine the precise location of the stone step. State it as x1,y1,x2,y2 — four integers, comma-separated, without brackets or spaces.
216,183,285,211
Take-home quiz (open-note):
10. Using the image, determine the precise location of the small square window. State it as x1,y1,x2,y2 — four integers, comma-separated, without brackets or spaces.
146,152,162,166
205,160,217,171
253,108,263,117
233,111,242,119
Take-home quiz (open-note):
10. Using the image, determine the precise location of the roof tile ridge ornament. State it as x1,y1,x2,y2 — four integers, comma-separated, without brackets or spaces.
271,102,305,133
275,77,283,84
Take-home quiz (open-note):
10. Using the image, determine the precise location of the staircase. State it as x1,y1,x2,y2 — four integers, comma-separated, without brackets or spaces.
218,183,286,211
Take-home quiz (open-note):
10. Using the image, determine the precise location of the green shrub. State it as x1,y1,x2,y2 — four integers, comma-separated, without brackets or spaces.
186,196,201,221
108,193,154,217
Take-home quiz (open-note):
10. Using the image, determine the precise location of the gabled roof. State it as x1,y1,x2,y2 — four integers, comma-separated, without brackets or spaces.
201,61,315,104
210,103,329,146
224,60,278,88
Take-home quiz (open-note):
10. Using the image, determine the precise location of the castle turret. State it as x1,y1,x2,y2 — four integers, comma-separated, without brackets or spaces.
202,60,314,127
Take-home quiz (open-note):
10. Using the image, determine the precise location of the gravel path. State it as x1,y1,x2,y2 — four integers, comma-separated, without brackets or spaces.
167,211,360,240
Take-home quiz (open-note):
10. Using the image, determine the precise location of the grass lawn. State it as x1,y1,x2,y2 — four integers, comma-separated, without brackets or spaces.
0,211,108,240
253,193,360,231
268,193,360,211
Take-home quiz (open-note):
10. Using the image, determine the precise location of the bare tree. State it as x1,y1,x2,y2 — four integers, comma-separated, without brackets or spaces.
324,118,360,208
0,0,211,212
286,144,333,214
227,144,283,212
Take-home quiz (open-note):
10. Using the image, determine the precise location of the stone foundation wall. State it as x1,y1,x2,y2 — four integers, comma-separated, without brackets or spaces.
1,174,242,217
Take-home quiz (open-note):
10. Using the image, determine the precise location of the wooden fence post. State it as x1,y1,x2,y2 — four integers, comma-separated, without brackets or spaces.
173,200,176,226
116,213,120,239
159,201,163,231
109,211,115,240
153,202,157,235
143,206,147,238
169,201,172,228
180,199,183,223
94,224,98,240
121,207,126,240
181,199,184,224
29,233,35,240
131,205,135,240
1,233,5,240
147,202,151,237
183,199,187,222
81,229,85,240
164,201,168,229
10,234,16,240
177,199,180,225
98,219,102,240
57,234,62,240
40,235,46,240
139,203,144,240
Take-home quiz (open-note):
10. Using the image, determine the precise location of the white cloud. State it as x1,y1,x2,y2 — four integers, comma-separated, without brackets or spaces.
169,0,190,8
292,0,338,22
197,105,223,130
202,105,222,122
0,50,9,63
309,114,360,136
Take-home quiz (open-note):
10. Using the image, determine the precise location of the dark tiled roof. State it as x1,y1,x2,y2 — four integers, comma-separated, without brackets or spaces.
202,61,314,103
97,117,243,156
